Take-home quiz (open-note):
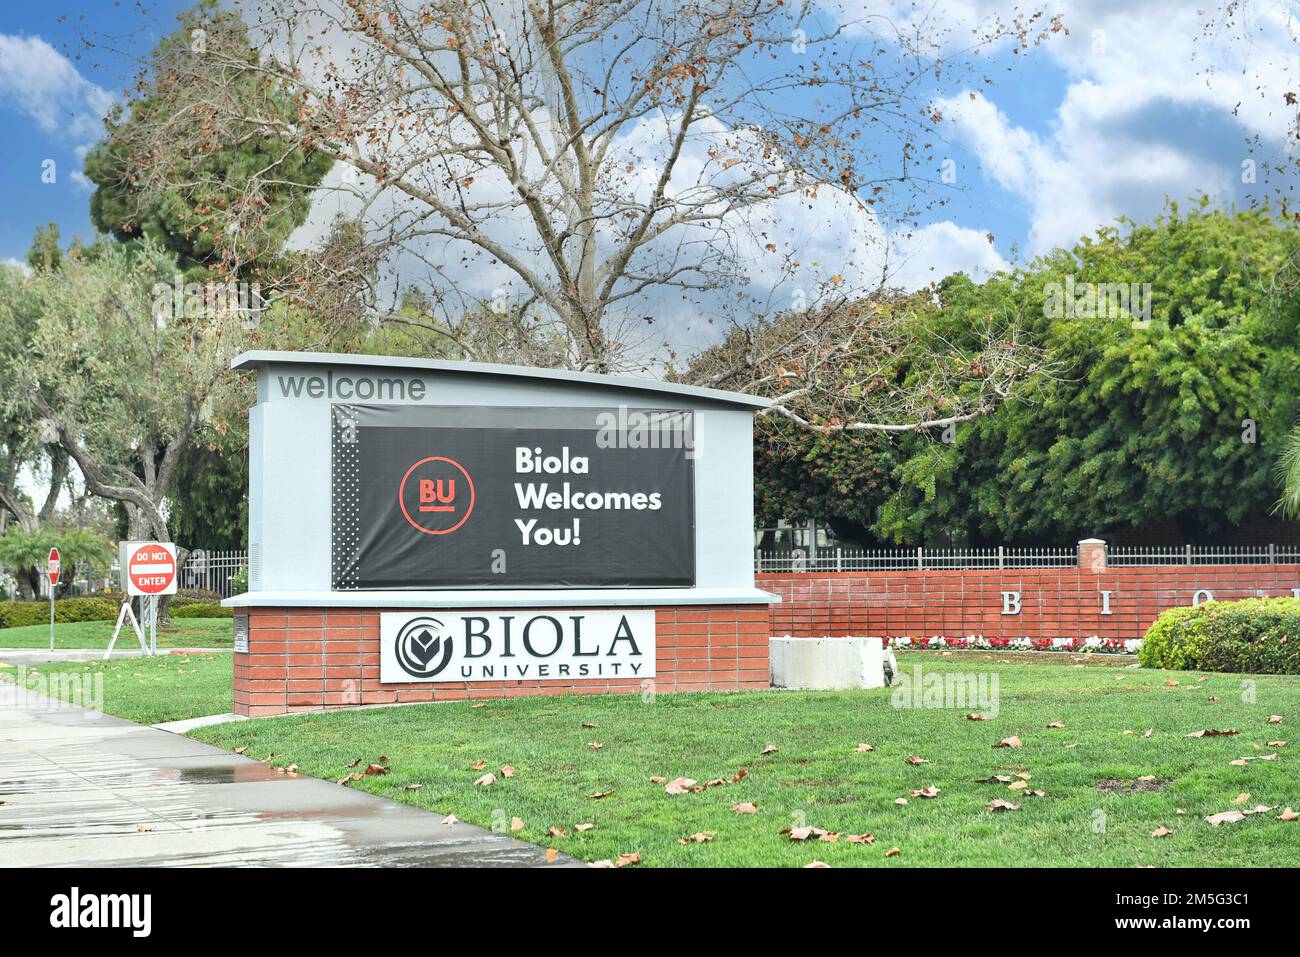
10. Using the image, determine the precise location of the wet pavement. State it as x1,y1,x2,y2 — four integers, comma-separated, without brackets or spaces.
0,681,576,867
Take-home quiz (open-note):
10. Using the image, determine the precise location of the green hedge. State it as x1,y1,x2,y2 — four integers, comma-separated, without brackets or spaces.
170,602,233,619
0,596,122,629
1139,597,1300,674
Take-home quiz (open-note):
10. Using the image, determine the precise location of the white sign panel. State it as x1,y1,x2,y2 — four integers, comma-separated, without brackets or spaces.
380,609,655,683
119,541,179,596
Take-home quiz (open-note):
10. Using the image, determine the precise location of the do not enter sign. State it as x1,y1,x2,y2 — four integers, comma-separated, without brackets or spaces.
125,542,178,596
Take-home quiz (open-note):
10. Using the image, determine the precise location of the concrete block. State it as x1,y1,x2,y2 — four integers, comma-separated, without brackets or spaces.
769,636,885,690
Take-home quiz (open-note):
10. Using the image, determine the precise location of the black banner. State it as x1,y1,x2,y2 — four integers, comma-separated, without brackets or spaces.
331,405,695,589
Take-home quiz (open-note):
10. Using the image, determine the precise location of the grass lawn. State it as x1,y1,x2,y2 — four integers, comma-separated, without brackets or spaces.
0,616,232,650
1,652,232,725
188,651,1300,867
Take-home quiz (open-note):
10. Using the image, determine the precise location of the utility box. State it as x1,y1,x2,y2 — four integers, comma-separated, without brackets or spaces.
769,636,885,690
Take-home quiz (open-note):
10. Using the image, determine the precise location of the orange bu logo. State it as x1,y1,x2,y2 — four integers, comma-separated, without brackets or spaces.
419,478,456,512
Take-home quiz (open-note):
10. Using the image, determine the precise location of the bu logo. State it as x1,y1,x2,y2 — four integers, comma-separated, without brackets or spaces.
395,617,455,677
419,478,456,512
398,456,475,535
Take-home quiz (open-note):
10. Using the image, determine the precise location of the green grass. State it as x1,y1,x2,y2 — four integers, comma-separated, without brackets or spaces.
0,616,232,649
1,652,232,724
187,651,1300,867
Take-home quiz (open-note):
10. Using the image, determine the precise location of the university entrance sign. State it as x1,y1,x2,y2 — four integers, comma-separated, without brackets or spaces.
225,351,776,716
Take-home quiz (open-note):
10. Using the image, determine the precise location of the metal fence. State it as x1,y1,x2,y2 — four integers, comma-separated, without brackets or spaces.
756,543,1300,573
0,548,247,601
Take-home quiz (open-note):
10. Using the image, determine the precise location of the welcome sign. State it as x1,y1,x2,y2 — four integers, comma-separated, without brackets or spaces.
379,609,656,682
331,405,695,588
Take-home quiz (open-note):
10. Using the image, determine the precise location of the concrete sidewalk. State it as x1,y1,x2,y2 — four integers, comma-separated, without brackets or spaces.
0,681,574,867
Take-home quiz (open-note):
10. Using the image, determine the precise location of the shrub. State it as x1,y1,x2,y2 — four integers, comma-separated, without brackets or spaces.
0,596,122,629
170,602,233,619
1140,597,1300,674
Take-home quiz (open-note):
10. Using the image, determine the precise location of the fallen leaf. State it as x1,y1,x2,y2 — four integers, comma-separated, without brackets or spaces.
1208,696,1221,702
885,847,901,858
233,746,248,754
995,736,1022,749
988,799,1021,812
818,832,841,842
1269,715,1284,724
474,772,496,786
1165,680,1179,687
587,742,603,751
732,802,759,814
966,713,989,721
510,817,524,832
803,860,831,868
546,848,559,863
910,786,940,799
472,759,487,770
582,722,599,729
1137,775,1156,782
664,777,697,795
1143,729,1154,738
615,852,641,868
761,744,779,755
363,764,388,776
586,789,613,799
1205,810,1247,825
854,743,874,752
648,776,666,784
404,783,424,791
895,798,908,805
1152,826,1173,838
548,825,567,837
976,775,1014,784
575,822,595,832
730,769,749,783
678,832,713,844
1232,792,1252,804
442,814,459,826
1009,780,1029,791
1186,729,1239,737
500,764,515,777
1268,740,1288,747
905,755,928,765
1278,808,1299,822
471,702,486,709
846,833,875,844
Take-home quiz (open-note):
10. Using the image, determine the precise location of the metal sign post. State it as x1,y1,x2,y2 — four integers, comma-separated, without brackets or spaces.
47,546,60,652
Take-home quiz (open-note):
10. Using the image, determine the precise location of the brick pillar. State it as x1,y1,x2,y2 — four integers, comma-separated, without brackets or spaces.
1078,538,1107,574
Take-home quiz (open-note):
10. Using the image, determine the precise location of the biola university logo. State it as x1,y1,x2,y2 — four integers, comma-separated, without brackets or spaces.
50,887,151,938
380,610,655,683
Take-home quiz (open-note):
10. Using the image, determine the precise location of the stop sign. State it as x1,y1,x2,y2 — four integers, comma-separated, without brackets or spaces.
47,547,60,586
126,542,178,596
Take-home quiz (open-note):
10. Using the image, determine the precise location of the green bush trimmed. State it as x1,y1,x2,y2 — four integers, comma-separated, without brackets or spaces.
1139,597,1300,674
170,602,233,619
0,596,122,629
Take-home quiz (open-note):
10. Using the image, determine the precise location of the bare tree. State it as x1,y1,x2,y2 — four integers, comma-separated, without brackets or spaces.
99,0,1062,429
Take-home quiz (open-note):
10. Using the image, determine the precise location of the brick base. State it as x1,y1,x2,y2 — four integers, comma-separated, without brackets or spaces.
233,604,771,717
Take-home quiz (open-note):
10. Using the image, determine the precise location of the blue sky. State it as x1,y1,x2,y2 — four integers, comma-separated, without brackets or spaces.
1,1,1295,287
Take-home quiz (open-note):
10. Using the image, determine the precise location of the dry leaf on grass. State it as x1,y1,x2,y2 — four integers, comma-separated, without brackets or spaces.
1267,741,1288,747
582,722,599,729
648,775,666,784
1232,792,1252,804
988,799,1021,812
404,783,424,791
679,832,714,844
587,742,603,751
995,736,1023,749
846,833,874,844
1152,826,1173,838
1186,729,1239,738
616,852,641,868
905,755,929,765
472,760,487,770
1046,722,1065,729
910,786,940,799
895,797,909,805
548,826,567,837
732,802,759,814
854,743,874,752
761,744,779,755
966,713,989,721
575,822,595,832
1278,808,1299,822
1268,715,1284,724
803,861,831,868
885,847,901,858
510,817,524,832
473,772,496,786
586,789,613,799
664,777,697,795
500,765,515,777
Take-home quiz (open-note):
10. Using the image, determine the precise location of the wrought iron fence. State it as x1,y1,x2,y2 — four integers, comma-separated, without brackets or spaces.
756,543,1300,573
0,548,247,600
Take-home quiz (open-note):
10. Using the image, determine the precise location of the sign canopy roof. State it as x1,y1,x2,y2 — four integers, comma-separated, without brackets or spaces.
231,350,770,410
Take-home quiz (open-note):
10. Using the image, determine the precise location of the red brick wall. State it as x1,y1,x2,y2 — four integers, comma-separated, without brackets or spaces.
233,604,770,717
758,566,1300,640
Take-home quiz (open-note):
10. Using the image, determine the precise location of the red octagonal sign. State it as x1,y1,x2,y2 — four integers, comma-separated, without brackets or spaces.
128,543,177,596
47,547,60,586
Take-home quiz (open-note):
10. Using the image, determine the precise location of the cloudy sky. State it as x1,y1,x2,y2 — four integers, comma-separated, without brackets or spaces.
1,0,1296,296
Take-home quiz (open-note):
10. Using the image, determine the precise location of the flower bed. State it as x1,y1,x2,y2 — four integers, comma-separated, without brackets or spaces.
886,635,1141,654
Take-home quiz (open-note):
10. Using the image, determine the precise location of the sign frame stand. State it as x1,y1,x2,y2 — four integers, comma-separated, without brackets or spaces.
104,600,149,659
